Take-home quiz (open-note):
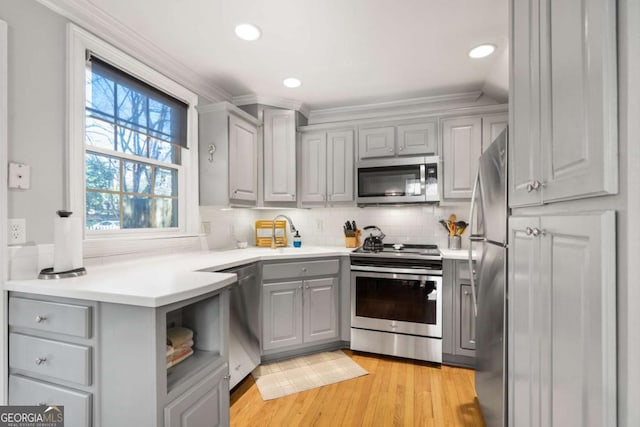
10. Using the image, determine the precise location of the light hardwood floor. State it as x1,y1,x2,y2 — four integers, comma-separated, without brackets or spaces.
230,350,486,427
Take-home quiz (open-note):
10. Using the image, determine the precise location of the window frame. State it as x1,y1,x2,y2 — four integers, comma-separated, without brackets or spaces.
67,24,199,240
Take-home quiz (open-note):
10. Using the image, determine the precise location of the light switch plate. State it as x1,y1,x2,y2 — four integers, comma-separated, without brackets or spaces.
8,218,26,245
8,163,31,189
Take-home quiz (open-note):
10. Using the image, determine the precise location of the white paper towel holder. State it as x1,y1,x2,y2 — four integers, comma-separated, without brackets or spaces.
39,210,87,280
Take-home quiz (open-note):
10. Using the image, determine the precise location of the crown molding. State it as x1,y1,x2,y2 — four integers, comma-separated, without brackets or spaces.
233,94,310,118
36,0,232,103
307,91,489,124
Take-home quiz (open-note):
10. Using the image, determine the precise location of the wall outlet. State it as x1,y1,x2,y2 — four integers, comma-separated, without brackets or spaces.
8,218,27,245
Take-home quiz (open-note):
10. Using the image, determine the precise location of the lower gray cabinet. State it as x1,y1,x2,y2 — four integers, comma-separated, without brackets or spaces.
442,259,476,366
164,363,229,427
262,281,304,350
262,260,340,353
10,374,92,427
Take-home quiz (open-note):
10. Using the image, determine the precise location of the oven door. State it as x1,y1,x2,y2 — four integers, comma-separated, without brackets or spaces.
351,270,442,338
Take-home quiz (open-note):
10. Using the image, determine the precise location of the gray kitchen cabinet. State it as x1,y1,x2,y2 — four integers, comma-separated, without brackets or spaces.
481,113,508,152
303,277,338,343
441,116,482,199
442,260,476,367
508,212,616,427
262,281,304,350
261,259,340,354
397,122,437,156
300,130,354,205
164,363,229,427
228,114,259,202
264,109,297,202
358,126,395,159
8,295,97,427
459,284,476,352
198,102,260,206
509,0,618,207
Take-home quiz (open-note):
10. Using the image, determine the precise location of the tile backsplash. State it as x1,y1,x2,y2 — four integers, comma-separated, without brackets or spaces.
199,204,471,250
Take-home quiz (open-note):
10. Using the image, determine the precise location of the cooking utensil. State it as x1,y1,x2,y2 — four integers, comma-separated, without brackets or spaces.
362,225,385,251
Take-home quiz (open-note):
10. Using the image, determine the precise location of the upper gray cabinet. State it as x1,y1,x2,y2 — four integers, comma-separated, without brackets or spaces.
481,113,508,153
397,122,438,156
229,114,259,202
264,109,297,202
510,0,618,207
198,103,260,206
358,120,437,160
300,130,354,205
441,116,482,199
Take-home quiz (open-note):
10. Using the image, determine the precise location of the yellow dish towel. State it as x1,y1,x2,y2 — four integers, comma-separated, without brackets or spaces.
167,327,194,349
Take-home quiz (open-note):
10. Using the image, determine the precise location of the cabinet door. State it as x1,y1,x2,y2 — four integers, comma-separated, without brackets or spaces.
229,114,258,201
441,116,482,199
397,122,437,156
262,281,303,350
459,283,476,352
508,216,543,427
540,212,616,427
539,0,618,203
303,277,338,343
326,130,354,203
509,0,542,207
482,113,508,153
300,132,327,203
164,363,229,427
358,126,395,159
264,109,297,202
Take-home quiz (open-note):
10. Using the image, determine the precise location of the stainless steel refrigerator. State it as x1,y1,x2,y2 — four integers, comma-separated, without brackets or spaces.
468,129,507,427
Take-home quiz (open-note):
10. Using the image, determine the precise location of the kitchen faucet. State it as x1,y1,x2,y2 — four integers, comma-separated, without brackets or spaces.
271,215,297,249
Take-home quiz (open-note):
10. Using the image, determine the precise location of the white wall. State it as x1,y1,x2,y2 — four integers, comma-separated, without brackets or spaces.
1,0,67,244
199,204,471,250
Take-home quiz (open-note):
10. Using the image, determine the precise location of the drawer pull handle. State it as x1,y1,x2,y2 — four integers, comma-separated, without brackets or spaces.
35,357,47,366
223,374,231,381
301,267,307,273
35,315,47,323
38,402,47,406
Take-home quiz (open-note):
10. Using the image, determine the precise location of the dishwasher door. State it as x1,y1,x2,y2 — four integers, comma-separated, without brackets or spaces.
223,263,260,389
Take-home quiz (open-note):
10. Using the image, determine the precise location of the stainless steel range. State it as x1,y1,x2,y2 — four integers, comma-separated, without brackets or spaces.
350,243,443,363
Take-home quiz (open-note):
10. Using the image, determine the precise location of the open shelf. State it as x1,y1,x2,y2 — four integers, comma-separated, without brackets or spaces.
167,350,222,393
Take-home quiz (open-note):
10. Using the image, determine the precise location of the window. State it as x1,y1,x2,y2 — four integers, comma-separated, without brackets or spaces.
85,57,185,231
68,24,199,239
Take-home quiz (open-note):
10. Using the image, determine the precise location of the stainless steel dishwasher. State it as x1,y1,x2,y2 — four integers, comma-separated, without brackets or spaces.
221,263,261,389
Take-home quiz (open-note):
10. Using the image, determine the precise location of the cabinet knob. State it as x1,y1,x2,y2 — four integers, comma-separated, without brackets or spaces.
525,227,533,236
305,285,310,289
526,180,544,192
531,228,545,237
35,315,46,323
223,374,231,381
399,146,404,151
464,291,470,296
208,144,216,163
235,364,242,371
301,267,307,273
35,357,47,366
388,148,393,152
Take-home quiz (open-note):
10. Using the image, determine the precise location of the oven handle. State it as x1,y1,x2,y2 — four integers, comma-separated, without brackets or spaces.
351,266,443,280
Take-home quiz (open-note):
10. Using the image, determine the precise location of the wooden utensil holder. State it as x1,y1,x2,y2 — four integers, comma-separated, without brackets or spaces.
345,231,361,248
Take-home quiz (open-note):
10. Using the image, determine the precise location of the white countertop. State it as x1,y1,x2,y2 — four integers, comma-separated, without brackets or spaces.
5,246,353,308
439,248,473,260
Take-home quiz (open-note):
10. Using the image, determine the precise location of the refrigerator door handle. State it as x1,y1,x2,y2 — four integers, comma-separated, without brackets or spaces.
468,171,480,317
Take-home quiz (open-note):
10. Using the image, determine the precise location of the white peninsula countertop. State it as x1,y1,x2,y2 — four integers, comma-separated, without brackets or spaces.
5,246,353,308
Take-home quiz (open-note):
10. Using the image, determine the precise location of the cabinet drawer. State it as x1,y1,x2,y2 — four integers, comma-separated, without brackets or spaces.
10,333,92,386
456,261,476,281
9,297,92,338
262,259,340,281
9,374,92,427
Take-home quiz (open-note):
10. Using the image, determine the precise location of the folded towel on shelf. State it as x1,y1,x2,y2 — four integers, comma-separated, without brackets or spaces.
166,339,194,357
167,327,194,349
167,347,194,369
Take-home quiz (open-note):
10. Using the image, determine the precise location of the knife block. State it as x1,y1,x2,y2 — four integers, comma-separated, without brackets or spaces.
345,231,361,248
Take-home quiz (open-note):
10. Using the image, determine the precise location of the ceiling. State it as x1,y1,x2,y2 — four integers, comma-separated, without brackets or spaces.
86,0,508,110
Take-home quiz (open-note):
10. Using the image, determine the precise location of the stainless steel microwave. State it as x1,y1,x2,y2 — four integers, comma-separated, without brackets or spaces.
356,156,441,205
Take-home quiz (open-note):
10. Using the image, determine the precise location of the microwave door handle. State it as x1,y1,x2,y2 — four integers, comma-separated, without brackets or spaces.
468,171,480,317
420,164,426,196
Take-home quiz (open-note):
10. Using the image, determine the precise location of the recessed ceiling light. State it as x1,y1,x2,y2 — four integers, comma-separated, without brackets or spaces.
283,78,302,88
468,44,496,59
235,23,261,41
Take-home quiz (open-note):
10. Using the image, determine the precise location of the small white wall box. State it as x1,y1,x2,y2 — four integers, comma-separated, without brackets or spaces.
8,162,31,189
